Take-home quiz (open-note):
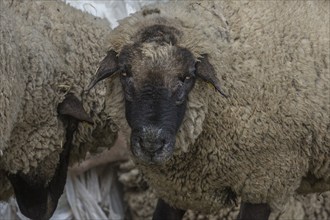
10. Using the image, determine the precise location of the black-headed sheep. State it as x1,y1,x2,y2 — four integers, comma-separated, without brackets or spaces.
0,1,118,219
89,1,330,219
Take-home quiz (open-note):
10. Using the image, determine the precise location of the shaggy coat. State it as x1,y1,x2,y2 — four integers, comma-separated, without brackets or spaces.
0,0,117,203
97,0,329,214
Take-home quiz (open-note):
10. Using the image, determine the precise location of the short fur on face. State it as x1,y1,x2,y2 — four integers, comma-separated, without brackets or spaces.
118,41,197,164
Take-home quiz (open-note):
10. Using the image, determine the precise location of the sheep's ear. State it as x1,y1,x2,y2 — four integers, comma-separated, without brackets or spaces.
195,54,227,97
87,50,119,91
58,93,93,124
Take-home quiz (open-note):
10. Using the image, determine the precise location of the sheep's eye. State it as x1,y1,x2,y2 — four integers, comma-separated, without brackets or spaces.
179,75,189,82
120,64,132,77
179,75,193,83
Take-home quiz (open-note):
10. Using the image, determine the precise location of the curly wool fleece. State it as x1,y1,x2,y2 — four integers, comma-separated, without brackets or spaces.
0,0,117,200
118,163,330,220
101,0,329,214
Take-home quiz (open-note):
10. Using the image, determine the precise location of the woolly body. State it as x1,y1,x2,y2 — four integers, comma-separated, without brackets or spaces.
102,0,330,213
0,0,117,200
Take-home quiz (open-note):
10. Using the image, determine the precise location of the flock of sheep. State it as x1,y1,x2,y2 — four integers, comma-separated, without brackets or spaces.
0,0,329,220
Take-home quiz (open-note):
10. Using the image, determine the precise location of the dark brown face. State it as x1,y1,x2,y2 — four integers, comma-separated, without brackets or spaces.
118,44,196,164
88,24,226,165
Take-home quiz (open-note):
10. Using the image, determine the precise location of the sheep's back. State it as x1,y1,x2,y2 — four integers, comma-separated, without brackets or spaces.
210,0,330,181
198,0,329,210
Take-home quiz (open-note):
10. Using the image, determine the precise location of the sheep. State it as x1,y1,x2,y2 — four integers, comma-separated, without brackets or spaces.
88,1,330,219
0,1,118,219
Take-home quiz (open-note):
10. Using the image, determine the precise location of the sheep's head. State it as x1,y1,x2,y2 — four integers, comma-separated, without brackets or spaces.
89,25,225,165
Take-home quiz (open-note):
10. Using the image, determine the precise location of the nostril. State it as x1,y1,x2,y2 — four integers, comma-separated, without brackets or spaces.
138,136,144,147
160,138,167,150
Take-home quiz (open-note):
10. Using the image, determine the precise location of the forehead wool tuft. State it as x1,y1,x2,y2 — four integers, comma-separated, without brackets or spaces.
141,43,176,66
131,43,191,90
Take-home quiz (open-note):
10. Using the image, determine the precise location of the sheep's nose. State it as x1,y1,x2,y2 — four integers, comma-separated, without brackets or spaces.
139,136,165,153
132,127,167,154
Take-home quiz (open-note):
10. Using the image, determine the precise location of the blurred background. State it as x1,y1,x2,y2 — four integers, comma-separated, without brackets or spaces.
65,0,167,28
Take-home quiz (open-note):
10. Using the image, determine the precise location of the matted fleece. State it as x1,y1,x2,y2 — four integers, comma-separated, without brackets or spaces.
0,0,117,200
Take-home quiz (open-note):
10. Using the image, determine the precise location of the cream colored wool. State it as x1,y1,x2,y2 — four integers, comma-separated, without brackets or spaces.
0,2,25,160
100,0,330,214
0,0,117,200
119,167,330,220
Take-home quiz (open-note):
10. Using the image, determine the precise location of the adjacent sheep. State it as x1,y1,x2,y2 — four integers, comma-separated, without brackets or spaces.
89,1,329,219
0,1,118,218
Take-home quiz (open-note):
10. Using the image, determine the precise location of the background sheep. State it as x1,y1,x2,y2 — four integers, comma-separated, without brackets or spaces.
0,1,118,219
89,1,329,219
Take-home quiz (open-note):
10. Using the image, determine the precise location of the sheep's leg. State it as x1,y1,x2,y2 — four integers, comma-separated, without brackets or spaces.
152,199,186,220
237,202,271,220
